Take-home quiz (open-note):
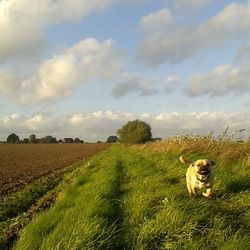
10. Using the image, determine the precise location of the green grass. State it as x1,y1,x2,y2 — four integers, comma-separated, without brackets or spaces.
0,159,89,248
13,143,250,249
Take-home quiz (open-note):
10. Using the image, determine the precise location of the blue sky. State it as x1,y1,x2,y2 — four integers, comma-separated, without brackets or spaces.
0,0,249,141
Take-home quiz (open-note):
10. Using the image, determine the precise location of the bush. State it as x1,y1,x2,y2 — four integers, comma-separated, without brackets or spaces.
106,135,119,143
29,134,37,143
40,136,57,143
117,120,152,144
23,138,29,144
6,133,20,143
74,138,84,143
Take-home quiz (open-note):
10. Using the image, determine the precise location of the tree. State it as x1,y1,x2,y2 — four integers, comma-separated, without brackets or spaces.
63,138,73,143
106,135,119,143
6,133,20,143
29,134,37,143
23,138,29,144
74,138,84,143
41,135,57,143
117,120,152,144
152,137,162,142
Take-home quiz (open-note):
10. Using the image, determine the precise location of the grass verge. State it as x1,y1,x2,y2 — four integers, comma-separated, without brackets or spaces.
13,142,250,249
13,146,127,250
0,159,90,249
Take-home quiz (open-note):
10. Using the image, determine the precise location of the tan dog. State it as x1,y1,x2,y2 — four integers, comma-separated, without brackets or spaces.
180,155,215,197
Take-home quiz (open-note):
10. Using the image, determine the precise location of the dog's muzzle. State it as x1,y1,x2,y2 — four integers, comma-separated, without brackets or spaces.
198,169,210,176
197,169,211,182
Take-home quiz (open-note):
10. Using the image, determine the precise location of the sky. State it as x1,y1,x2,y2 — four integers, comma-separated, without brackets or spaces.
0,0,250,142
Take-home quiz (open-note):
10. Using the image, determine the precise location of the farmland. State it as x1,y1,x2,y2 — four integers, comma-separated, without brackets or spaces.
0,143,110,248
0,143,109,195
10,138,250,250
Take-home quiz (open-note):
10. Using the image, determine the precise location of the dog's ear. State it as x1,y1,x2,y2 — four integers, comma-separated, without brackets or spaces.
211,160,216,166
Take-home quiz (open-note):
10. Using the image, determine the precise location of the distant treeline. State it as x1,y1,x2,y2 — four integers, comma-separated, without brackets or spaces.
4,133,162,144
4,120,166,144
3,133,128,144
4,133,85,144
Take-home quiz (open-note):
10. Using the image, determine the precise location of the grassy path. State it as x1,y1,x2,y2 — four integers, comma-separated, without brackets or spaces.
14,144,250,249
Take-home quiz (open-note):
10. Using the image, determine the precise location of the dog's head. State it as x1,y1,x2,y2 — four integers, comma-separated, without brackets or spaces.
192,159,215,180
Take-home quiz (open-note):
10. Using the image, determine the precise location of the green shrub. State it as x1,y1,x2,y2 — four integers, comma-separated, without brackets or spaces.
117,120,152,144
6,133,20,143
106,135,119,143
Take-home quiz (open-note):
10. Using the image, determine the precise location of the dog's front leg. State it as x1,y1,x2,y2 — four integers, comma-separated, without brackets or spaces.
191,186,196,196
202,188,212,197
187,182,193,197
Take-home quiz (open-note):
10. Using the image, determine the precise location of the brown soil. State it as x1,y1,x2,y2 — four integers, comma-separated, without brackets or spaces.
0,143,109,194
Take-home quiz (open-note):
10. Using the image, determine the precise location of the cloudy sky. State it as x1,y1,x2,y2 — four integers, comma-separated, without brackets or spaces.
0,0,250,141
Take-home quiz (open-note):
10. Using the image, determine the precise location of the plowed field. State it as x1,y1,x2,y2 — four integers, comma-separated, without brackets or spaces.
0,143,109,194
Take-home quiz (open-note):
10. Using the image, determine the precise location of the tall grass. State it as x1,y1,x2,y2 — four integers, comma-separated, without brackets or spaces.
14,148,126,250
13,141,250,249
137,135,250,167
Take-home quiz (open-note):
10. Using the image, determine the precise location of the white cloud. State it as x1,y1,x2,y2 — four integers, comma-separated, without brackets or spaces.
0,0,121,61
234,43,250,63
0,0,45,61
0,70,22,96
69,114,85,126
112,74,181,98
0,113,60,136
138,8,172,34
153,111,227,134
137,1,250,66
164,76,180,93
112,80,145,98
0,0,148,62
1,111,249,141
112,75,161,98
24,114,55,131
66,111,134,135
1,113,22,125
0,113,25,136
186,63,250,97
0,38,122,103
149,111,250,139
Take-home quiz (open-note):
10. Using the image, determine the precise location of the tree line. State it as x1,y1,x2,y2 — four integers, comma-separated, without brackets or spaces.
5,133,85,144
5,120,161,144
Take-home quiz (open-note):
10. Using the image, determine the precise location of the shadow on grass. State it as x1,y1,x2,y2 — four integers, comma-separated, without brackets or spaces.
226,177,250,193
164,176,180,185
100,160,127,250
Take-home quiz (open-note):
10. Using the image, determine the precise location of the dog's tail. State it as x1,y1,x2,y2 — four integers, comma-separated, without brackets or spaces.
179,155,192,165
